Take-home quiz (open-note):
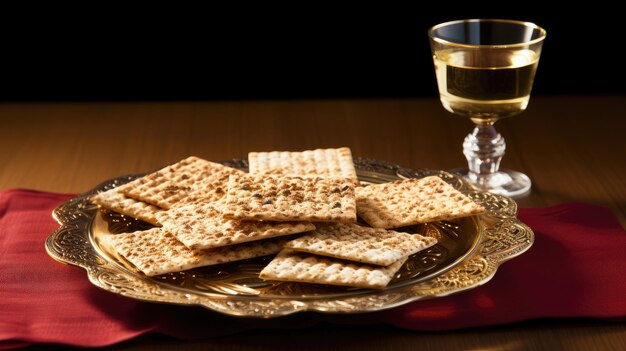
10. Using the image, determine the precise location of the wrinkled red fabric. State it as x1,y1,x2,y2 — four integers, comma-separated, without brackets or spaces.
1,189,624,349
382,202,626,329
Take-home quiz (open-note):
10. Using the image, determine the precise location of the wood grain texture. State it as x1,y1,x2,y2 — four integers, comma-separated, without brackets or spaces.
20,320,626,351
2,95,625,350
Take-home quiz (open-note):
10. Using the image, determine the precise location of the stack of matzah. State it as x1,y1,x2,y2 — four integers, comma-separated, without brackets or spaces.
91,156,245,225
242,148,425,289
260,223,437,289
90,147,485,290
93,155,318,276
233,147,358,223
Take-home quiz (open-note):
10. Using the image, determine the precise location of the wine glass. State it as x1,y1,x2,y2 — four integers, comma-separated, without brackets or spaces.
428,19,546,197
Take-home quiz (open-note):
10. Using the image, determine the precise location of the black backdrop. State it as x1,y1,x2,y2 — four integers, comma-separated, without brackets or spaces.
1,6,623,101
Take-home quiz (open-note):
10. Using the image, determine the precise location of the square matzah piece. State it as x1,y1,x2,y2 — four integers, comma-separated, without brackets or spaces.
248,147,357,180
356,176,485,229
259,250,407,289
105,227,288,276
221,174,357,223
117,156,244,209
90,188,164,226
157,201,315,250
284,223,437,266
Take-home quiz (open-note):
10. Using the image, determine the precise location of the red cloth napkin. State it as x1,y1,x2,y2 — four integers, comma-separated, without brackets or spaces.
381,202,626,329
1,189,625,349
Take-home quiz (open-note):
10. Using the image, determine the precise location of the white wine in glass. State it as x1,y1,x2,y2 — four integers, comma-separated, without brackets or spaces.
429,19,546,197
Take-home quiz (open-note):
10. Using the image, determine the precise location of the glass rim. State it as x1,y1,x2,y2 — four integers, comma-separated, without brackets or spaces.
428,18,547,48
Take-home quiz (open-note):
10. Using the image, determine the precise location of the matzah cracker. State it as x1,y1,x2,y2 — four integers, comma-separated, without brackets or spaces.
117,156,244,209
105,227,287,276
90,188,164,226
157,201,315,250
248,147,357,180
284,223,437,266
221,174,357,223
356,176,485,229
259,250,407,289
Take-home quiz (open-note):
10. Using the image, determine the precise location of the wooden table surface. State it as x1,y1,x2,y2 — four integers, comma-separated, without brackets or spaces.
2,95,625,350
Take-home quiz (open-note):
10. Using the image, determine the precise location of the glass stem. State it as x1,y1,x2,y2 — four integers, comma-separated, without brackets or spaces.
462,124,507,188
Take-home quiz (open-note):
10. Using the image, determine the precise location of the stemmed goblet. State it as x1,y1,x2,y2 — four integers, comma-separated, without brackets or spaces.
429,19,546,197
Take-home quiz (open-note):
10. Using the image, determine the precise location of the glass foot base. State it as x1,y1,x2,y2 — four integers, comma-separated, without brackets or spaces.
451,168,532,198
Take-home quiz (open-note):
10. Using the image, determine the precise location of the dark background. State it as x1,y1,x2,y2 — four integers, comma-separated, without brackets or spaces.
1,6,623,101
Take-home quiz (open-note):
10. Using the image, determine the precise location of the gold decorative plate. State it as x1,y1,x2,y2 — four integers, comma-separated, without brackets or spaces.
45,158,533,317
